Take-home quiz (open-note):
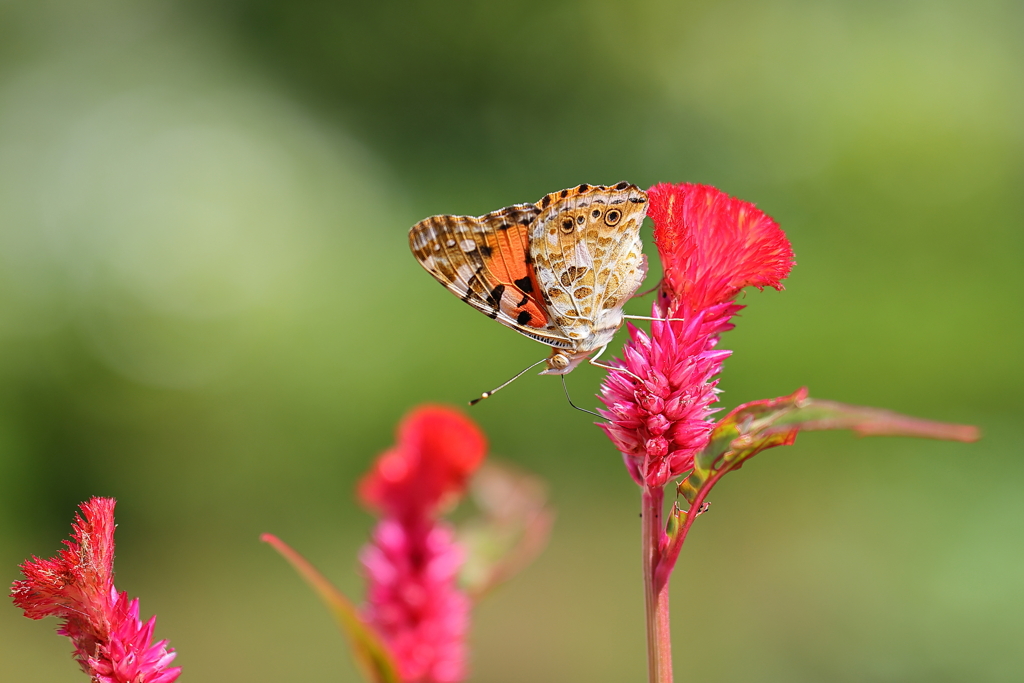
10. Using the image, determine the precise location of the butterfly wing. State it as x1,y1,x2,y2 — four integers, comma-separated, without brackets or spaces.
529,183,649,346
409,204,574,349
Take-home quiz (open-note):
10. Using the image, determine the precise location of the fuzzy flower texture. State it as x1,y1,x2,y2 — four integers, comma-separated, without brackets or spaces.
600,183,795,488
11,497,180,683
358,405,487,683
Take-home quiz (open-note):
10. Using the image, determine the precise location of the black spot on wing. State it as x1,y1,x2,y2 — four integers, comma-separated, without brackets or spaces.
516,311,532,325
489,284,505,304
513,276,533,293
541,195,551,208
462,266,486,302
615,181,630,190
480,244,493,257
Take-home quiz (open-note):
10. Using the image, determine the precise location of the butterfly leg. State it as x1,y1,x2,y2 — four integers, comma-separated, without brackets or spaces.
622,314,688,323
587,346,645,383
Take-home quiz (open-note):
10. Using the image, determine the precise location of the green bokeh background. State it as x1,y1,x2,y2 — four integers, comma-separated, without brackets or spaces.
2,1,1021,680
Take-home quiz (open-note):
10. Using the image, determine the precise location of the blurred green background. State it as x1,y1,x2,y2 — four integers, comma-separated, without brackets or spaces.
2,0,1021,680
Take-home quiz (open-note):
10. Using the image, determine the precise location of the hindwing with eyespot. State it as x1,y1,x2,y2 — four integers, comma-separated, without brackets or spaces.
529,182,648,338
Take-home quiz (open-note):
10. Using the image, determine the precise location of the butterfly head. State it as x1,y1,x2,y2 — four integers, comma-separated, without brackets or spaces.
540,348,587,375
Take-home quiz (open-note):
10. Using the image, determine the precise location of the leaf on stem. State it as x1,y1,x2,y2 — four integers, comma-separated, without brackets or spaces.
678,388,981,505
261,533,401,683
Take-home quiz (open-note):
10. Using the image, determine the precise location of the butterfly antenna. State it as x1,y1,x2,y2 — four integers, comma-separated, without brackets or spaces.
469,358,547,405
560,375,604,419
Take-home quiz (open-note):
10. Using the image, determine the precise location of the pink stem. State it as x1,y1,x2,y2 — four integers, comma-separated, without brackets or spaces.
642,486,673,683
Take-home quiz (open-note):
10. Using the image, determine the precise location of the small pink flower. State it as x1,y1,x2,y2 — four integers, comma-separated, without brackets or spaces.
600,184,795,488
10,497,180,683
359,405,487,683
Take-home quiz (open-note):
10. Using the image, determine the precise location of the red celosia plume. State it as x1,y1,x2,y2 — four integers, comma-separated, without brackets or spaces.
10,497,180,683
359,405,487,519
13,497,116,627
600,183,794,488
647,182,794,313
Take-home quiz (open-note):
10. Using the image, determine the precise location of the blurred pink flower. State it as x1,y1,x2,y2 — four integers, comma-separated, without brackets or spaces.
10,497,180,683
600,183,795,488
358,405,487,683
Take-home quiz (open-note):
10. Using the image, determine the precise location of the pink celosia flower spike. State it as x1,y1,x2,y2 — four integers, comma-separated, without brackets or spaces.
11,497,180,683
600,183,794,488
358,405,487,683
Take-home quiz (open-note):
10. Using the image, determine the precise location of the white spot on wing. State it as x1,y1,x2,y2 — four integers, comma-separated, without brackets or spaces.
460,239,477,252
573,241,593,266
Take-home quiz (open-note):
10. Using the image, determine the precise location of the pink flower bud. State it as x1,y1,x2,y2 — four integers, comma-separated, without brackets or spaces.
637,392,665,414
645,436,670,458
646,413,671,436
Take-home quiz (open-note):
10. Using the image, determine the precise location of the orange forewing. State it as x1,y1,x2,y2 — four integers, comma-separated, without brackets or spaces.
484,224,548,329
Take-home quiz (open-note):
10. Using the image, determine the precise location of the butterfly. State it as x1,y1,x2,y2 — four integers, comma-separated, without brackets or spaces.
409,182,649,392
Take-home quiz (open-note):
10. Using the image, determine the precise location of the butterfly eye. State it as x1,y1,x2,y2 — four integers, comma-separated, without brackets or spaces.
591,208,601,219
576,214,586,225
560,216,575,233
604,209,622,226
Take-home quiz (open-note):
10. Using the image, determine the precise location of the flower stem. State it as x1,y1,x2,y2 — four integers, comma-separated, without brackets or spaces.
657,468,725,588
642,486,673,683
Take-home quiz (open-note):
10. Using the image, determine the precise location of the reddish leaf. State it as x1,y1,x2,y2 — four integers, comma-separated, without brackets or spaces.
679,389,980,504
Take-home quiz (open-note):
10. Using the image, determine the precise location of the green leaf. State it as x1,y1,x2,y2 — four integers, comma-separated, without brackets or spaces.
261,533,402,683
679,388,980,504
